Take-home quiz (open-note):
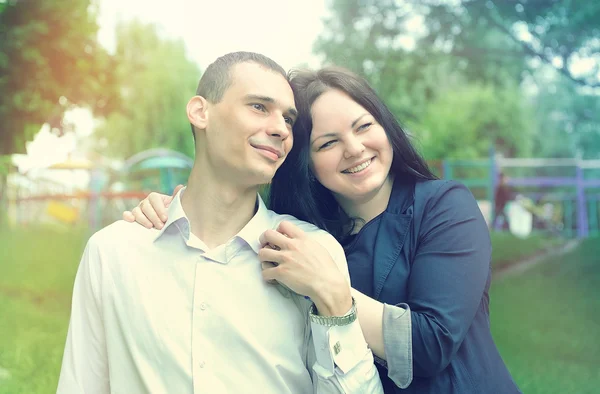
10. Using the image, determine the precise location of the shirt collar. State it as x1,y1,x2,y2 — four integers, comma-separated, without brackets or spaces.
153,187,273,253
153,187,190,242
236,194,273,254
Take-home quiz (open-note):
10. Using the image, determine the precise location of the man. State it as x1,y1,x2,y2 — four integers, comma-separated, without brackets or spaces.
493,172,513,230
57,52,383,393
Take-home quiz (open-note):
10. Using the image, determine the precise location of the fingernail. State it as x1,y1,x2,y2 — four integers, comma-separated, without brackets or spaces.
161,215,167,221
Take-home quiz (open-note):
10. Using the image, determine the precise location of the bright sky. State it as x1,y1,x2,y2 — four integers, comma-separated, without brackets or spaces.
96,0,329,71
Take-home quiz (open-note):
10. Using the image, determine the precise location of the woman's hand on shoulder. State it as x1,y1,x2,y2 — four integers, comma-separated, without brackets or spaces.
258,221,352,316
122,184,184,229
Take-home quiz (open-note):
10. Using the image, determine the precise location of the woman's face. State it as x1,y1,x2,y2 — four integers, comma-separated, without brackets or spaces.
308,89,393,204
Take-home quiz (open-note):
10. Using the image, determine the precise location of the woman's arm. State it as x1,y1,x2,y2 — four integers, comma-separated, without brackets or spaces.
351,288,385,357
352,288,412,389
406,181,491,377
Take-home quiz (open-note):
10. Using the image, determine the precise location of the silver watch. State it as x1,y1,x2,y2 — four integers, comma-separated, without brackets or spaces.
309,297,357,327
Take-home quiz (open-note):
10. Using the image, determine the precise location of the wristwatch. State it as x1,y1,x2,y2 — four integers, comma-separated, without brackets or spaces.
309,297,357,327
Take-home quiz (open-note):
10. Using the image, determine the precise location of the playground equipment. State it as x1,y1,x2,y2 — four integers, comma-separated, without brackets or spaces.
8,143,599,238
86,148,193,230
9,149,193,231
438,148,600,239
120,148,192,194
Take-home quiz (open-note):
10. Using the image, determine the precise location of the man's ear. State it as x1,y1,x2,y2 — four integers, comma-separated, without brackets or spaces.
187,96,209,131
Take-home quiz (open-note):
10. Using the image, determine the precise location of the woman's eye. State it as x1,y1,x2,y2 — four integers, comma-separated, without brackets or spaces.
319,140,336,150
284,116,294,125
358,122,372,131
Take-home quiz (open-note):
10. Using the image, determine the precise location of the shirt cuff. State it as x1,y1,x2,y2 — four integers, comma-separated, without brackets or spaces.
311,317,370,375
382,302,413,388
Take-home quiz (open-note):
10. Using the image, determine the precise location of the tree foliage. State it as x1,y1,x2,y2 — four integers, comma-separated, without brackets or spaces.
416,81,533,160
422,0,600,88
529,73,600,159
315,0,600,159
94,21,200,159
0,0,117,155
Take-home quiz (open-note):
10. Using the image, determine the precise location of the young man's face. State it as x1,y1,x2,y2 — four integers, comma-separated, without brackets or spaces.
201,62,297,186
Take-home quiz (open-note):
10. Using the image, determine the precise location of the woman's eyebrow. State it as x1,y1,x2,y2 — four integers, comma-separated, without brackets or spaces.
311,132,338,144
351,113,370,128
311,113,371,144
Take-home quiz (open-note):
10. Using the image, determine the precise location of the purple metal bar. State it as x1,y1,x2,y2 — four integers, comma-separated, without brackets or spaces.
490,147,499,228
583,179,600,188
518,192,576,200
576,165,589,238
508,177,576,187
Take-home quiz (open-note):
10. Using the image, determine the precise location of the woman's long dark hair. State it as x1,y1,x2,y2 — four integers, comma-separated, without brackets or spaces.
269,67,437,242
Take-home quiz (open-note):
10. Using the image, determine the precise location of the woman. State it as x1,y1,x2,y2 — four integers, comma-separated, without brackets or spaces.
124,67,521,393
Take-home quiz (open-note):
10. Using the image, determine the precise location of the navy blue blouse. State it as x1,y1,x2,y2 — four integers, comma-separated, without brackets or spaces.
345,177,521,393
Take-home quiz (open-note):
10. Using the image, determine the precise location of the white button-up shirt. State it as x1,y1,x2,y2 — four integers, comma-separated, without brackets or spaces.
57,190,383,393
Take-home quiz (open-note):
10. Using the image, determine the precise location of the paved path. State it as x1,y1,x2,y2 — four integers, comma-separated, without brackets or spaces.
494,239,580,281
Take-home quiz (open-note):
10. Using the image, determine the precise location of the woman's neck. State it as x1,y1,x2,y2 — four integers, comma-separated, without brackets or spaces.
337,176,394,233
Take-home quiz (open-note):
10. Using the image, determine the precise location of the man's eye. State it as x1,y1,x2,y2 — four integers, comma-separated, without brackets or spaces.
251,103,266,111
284,116,294,125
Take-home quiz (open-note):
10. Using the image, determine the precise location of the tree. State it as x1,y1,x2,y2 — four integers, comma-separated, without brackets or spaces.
94,21,200,159
314,0,526,88
421,0,600,88
315,0,600,160
315,0,533,159
415,81,533,160
0,0,117,155
529,70,600,159
315,1,466,126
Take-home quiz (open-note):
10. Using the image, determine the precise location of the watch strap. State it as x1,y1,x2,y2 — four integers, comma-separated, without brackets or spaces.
309,297,357,327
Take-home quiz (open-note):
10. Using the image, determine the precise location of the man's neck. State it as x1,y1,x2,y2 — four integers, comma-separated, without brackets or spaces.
181,166,259,249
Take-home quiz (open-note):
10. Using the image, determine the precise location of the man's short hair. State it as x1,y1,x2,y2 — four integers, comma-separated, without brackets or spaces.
191,52,288,139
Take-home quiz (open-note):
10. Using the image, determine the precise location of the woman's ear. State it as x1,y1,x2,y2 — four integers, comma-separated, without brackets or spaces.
187,96,209,131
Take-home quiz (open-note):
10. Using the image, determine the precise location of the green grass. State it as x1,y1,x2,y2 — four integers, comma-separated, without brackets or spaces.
0,226,87,394
0,226,596,393
490,237,600,393
490,231,566,270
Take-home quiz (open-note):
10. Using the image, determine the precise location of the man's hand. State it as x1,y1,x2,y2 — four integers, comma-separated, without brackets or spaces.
259,221,352,316
122,184,184,229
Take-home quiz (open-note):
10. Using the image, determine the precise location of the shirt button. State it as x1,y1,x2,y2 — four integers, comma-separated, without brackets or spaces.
199,361,206,368
199,302,207,310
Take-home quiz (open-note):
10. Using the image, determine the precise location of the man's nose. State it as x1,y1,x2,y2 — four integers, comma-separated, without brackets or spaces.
266,115,290,140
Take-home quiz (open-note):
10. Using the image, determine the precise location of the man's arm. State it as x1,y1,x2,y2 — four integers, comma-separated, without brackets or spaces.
57,238,109,394
309,310,384,393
